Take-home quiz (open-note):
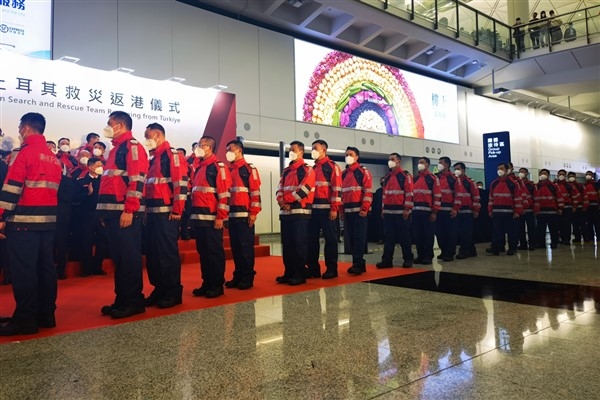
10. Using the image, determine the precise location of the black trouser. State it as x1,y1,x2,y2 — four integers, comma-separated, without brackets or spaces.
412,211,435,261
435,211,457,257
559,207,573,244
194,225,225,291
80,213,108,274
104,216,144,308
456,213,475,256
344,212,368,266
572,208,585,242
281,217,308,279
0,238,9,283
53,201,71,276
530,31,540,49
7,230,57,324
146,213,183,300
307,212,338,274
491,213,518,252
536,213,559,247
180,196,192,238
381,213,413,264
585,205,600,241
519,211,536,248
228,220,256,284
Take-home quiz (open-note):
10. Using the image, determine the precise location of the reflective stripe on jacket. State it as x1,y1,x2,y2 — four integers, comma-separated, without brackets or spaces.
341,163,372,214
144,141,188,214
229,159,262,221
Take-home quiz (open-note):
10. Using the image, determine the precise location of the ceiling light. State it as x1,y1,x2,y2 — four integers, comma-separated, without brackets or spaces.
471,60,479,64
425,46,436,55
286,0,304,8
166,76,186,83
113,67,135,74
58,56,80,63
209,84,228,91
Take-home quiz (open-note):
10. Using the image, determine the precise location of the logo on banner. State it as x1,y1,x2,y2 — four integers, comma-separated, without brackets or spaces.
0,24,25,35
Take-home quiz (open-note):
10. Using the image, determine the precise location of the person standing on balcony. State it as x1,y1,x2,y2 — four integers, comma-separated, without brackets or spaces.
529,12,540,49
512,17,526,53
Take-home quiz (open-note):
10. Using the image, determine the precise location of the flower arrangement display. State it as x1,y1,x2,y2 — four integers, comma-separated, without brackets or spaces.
302,50,424,138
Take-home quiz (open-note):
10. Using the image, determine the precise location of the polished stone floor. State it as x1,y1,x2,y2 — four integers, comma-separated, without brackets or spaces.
0,236,598,399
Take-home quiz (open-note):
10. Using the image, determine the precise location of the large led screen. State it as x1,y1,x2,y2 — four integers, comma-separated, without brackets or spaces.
0,0,52,59
294,40,459,144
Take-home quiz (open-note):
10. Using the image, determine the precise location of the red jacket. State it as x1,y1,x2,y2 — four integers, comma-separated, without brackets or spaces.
190,153,231,225
0,134,62,230
436,170,463,212
556,180,578,209
56,151,77,174
276,159,315,219
534,180,563,214
97,131,149,217
312,156,342,213
145,141,188,215
488,176,523,215
412,170,441,213
382,167,413,214
456,174,481,214
584,180,599,206
518,178,536,212
341,162,372,214
229,158,262,221
571,181,588,211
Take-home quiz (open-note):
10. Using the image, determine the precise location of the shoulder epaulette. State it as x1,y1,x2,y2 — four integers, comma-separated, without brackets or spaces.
130,139,138,145
170,148,178,154
217,161,226,167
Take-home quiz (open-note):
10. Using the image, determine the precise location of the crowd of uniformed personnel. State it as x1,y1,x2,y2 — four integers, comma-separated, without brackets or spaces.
0,112,598,336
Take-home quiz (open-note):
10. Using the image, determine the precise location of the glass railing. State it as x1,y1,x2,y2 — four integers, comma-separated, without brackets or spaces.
513,5,600,57
358,0,600,61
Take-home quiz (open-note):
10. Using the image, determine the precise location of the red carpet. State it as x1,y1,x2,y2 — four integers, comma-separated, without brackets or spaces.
0,256,425,343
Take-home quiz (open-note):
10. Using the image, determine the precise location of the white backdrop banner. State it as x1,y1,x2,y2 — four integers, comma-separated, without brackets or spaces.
0,52,228,153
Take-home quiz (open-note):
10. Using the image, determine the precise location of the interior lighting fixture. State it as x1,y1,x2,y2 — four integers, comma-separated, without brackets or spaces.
425,46,436,55
113,67,135,74
58,56,80,63
166,76,186,83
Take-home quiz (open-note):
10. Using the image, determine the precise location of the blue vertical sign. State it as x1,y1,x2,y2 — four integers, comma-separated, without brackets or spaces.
483,131,511,189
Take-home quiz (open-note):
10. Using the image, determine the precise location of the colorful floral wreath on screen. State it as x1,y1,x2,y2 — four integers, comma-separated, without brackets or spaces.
302,51,424,138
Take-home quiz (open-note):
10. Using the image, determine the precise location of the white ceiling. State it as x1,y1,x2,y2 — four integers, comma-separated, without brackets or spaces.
185,0,600,124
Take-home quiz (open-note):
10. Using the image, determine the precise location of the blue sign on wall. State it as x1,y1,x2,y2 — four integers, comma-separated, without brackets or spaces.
483,131,511,189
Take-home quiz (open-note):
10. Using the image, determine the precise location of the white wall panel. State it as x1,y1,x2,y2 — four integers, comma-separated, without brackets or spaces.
53,0,118,70
258,30,295,120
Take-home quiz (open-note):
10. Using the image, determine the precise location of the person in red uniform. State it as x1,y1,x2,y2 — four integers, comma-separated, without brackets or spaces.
224,139,262,290
376,153,414,268
567,171,588,244
516,167,536,251
92,141,107,163
56,137,78,171
276,141,315,286
435,156,463,262
97,111,149,319
76,132,100,155
190,136,231,299
487,163,523,255
412,157,441,265
70,149,91,180
341,146,372,275
0,112,62,336
555,169,577,245
583,171,600,242
143,123,188,308
534,168,563,248
306,139,342,279
453,162,480,259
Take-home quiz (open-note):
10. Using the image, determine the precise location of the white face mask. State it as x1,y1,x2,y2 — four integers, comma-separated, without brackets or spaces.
288,151,298,161
94,167,104,176
194,147,205,158
103,125,115,139
311,149,321,160
417,163,426,171
568,177,576,182
497,169,506,177
50,148,58,155
59,144,70,153
539,174,548,181
79,156,89,165
387,160,397,169
225,151,236,162
518,172,526,179
93,148,103,157
345,155,355,166
145,139,157,150
477,185,483,189
558,175,565,181
437,163,445,171
586,175,593,180
454,169,462,177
